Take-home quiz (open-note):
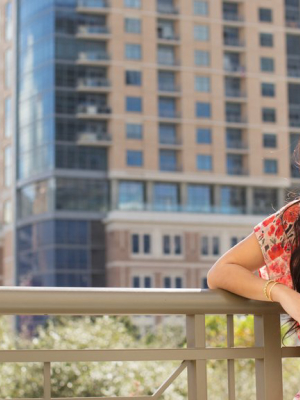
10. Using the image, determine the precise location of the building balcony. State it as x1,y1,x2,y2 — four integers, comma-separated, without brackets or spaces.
159,164,182,173
77,0,110,10
286,7,300,28
77,131,112,146
226,140,248,150
289,106,300,128
157,30,180,42
158,109,181,119
77,51,110,63
223,37,245,48
225,88,247,99
158,82,180,93
159,136,182,146
224,63,246,74
77,77,111,92
157,3,179,15
227,166,249,175
157,56,180,67
77,104,112,117
1,286,297,400
77,25,110,37
226,114,247,124
223,12,244,22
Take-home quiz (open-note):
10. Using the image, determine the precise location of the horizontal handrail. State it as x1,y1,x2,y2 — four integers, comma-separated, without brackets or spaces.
0,287,285,315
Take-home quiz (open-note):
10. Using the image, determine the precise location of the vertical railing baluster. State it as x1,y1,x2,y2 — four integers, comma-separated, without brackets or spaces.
44,362,51,400
227,314,235,400
254,314,283,400
186,314,207,400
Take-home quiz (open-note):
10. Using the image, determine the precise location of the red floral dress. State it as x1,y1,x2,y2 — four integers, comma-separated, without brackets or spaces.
254,200,300,400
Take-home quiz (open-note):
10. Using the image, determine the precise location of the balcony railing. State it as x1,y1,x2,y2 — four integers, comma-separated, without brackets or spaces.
226,140,248,149
78,51,110,61
226,113,247,124
159,136,182,145
225,88,246,98
77,104,112,115
157,30,180,41
159,163,182,172
227,166,249,175
77,25,110,35
286,7,300,28
223,12,244,22
158,82,180,92
77,132,112,144
157,3,179,15
117,203,249,214
224,63,246,74
77,77,111,88
157,55,180,66
224,37,245,47
77,0,110,8
289,106,300,127
159,109,180,119
0,286,298,400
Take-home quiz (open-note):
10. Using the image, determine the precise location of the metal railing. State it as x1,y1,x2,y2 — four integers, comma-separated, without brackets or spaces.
226,140,248,149
223,12,244,22
157,55,180,66
226,113,247,123
77,104,112,114
224,37,245,47
77,0,110,8
77,25,110,35
157,3,179,15
158,82,180,92
227,166,249,175
77,132,112,143
159,136,182,145
158,109,181,119
224,63,246,73
116,203,249,214
78,51,110,61
0,287,299,399
225,88,247,98
77,77,111,88
157,30,180,41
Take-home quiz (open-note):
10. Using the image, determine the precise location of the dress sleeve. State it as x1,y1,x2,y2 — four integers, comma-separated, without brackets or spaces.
253,202,299,289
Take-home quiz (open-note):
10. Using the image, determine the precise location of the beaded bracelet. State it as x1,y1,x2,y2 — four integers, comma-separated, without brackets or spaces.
263,279,275,301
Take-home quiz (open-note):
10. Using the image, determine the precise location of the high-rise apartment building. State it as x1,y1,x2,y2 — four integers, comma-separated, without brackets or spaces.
0,0,299,303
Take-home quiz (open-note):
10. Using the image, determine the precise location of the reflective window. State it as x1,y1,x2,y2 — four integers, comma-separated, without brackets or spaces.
159,124,176,144
125,17,141,34
126,96,142,112
220,186,246,214
194,24,209,41
125,43,142,59
263,133,277,148
259,8,272,22
261,82,275,97
196,102,211,118
118,181,145,210
253,187,278,214
132,234,139,253
126,123,143,139
196,128,211,144
56,145,107,171
159,97,176,118
4,146,12,187
195,76,210,92
127,150,143,166
5,49,12,88
194,1,208,15
195,50,210,66
124,0,141,8
197,154,212,171
153,183,179,211
187,185,212,212
5,97,12,138
260,33,273,47
5,2,12,41
264,159,278,174
262,107,276,122
260,57,274,72
126,70,142,85
159,150,177,171
19,179,53,219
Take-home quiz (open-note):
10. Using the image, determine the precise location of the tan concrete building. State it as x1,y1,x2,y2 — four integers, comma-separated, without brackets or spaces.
0,0,299,310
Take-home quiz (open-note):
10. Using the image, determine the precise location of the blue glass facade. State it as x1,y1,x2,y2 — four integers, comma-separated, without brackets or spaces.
17,0,108,288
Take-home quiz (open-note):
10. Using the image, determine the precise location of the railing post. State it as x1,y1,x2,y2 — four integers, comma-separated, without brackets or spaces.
186,314,207,400
227,314,235,400
254,314,283,400
44,362,51,400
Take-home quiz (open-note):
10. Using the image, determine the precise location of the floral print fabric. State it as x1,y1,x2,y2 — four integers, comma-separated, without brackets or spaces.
254,200,300,400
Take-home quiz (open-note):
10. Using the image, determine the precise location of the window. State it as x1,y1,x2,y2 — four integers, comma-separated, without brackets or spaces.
132,234,139,253
195,76,210,92
163,235,182,255
260,57,274,72
231,237,238,247
194,25,209,41
126,70,142,86
131,233,151,254
5,49,12,88
262,107,276,123
118,181,145,210
263,133,277,148
261,82,275,97
202,277,208,289
5,97,12,138
5,2,12,41
132,276,152,288
125,43,142,60
187,184,212,212
164,276,183,288
3,200,12,225
158,97,176,118
196,128,212,144
126,123,143,139
259,8,272,23
197,154,212,171
153,183,179,211
4,146,12,187
159,124,177,144
264,159,278,174
124,0,141,8
159,150,177,172
125,18,141,34
126,96,142,112
194,1,208,15
196,102,211,118
164,277,171,288
133,276,140,287
195,50,210,66
260,33,273,47
127,150,143,166
201,236,220,256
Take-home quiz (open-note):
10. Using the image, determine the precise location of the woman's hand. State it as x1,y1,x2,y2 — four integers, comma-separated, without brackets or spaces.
272,284,300,325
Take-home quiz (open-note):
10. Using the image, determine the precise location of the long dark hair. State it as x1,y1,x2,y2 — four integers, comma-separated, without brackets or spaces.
279,196,300,344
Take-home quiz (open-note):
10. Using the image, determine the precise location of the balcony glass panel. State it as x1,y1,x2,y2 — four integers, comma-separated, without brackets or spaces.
253,188,278,215
158,71,176,91
118,181,145,210
153,182,179,211
77,0,109,8
157,20,177,40
227,154,247,175
159,124,177,144
159,97,177,118
220,186,246,214
187,184,212,212
157,45,176,65
159,150,177,171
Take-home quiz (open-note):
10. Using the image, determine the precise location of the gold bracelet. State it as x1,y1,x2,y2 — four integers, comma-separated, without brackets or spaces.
268,281,280,302
263,280,275,301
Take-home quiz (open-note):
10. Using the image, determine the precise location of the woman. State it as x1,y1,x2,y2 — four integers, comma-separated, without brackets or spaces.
207,198,300,399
